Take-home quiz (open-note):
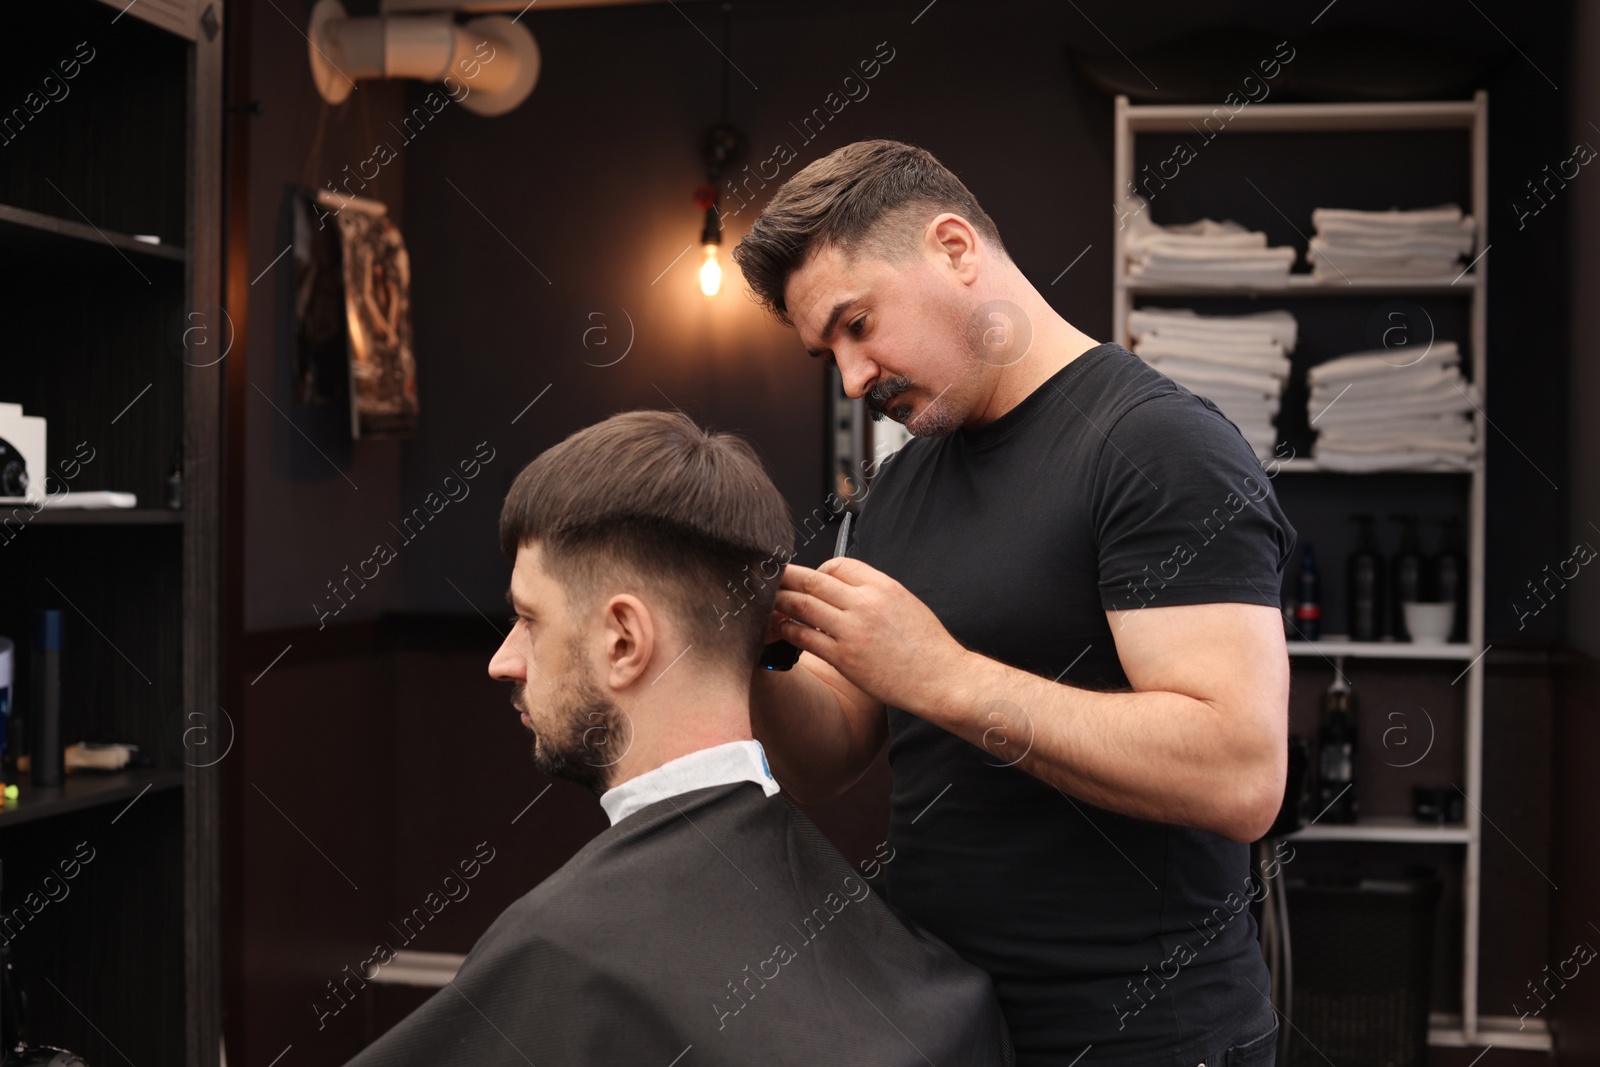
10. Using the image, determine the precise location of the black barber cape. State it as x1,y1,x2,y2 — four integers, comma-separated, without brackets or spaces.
344,780,1014,1066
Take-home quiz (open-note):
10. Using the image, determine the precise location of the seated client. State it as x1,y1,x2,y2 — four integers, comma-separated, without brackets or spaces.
343,409,1013,1066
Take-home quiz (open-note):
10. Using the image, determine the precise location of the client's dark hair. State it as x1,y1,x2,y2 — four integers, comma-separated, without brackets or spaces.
498,409,795,675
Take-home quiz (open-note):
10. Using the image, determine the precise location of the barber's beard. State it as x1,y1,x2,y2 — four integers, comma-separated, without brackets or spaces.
866,297,986,438
524,640,629,795
870,370,970,438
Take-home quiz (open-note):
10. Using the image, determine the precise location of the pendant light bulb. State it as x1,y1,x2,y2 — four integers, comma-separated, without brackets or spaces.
699,243,722,298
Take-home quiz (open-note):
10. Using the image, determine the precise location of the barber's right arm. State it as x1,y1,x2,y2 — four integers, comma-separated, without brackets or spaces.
749,607,887,805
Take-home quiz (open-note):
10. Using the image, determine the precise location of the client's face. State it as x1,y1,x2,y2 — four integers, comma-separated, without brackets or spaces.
489,543,629,794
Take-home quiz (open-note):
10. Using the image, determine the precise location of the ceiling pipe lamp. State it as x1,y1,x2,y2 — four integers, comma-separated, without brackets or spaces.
308,0,541,117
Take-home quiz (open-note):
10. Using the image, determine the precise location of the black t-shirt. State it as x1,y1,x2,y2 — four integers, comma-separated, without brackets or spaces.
850,342,1297,1067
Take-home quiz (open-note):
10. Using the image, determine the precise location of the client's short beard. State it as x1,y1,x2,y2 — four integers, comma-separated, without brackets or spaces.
531,644,630,795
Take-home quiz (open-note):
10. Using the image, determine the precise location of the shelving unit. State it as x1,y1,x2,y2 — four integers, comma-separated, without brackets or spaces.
1286,638,1477,660
1289,815,1471,845
27,508,187,526
0,201,189,263
1272,457,1476,474
0,768,185,829
1126,275,1476,296
1111,92,1522,1050
0,2,222,1064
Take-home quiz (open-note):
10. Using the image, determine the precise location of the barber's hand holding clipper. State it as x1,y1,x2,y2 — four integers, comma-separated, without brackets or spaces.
760,511,970,720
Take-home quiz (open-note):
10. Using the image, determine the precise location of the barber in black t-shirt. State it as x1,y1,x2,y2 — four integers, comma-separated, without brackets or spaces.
735,140,1296,1067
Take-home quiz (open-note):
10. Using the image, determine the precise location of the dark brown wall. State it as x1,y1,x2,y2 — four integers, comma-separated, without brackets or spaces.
1549,0,1600,1061
233,626,398,1064
1549,652,1600,1064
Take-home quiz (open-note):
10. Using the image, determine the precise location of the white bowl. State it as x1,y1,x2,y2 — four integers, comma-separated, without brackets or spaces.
1402,601,1455,643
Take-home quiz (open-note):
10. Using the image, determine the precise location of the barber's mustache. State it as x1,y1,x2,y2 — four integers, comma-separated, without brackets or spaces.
868,375,912,415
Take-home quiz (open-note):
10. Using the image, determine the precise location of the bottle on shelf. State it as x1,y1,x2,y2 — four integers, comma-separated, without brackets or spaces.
31,609,64,788
1433,515,1467,644
1346,514,1385,642
1390,514,1426,641
0,636,11,769
1295,544,1321,641
1316,662,1359,824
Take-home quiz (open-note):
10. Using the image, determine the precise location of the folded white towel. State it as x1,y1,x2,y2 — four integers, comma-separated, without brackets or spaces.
1129,267,1296,287
1137,246,1297,268
1313,258,1471,280
1311,205,1465,229
1125,196,1260,241
1123,196,1297,284
1134,334,1288,359
1318,413,1475,443
1313,387,1467,418
1313,376,1475,408
1311,232,1474,257
1309,342,1460,385
1137,335,1291,361
1146,356,1288,389
1135,331,1292,354
1128,307,1298,348
1314,220,1475,248
1310,367,1465,402
1127,232,1269,256
1311,449,1477,472
1309,244,1467,274
1315,219,1474,240
1136,336,1288,366
1312,435,1477,455
1311,386,1480,425
1305,206,1477,284
1142,353,1291,384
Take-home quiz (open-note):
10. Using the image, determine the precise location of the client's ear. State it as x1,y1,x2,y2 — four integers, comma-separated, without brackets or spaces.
600,593,656,688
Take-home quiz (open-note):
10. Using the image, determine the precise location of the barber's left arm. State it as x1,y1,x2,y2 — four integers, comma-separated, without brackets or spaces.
773,561,1287,844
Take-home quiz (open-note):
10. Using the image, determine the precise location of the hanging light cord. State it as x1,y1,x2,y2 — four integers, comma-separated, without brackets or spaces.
719,3,732,126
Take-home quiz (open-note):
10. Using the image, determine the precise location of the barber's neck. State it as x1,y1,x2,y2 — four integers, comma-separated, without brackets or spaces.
975,270,1103,425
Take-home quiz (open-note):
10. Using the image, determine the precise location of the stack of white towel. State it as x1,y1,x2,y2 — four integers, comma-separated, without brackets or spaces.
1307,341,1480,471
1128,306,1296,460
1306,205,1477,283
1123,195,1296,287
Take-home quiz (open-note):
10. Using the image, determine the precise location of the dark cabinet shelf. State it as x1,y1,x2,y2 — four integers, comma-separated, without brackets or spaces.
0,767,183,828
0,201,187,264
26,507,184,525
